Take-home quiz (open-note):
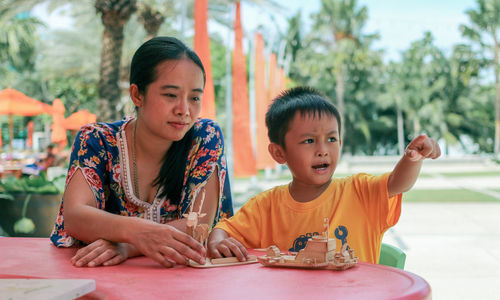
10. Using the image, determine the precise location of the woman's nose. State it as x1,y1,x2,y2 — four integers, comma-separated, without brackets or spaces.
175,96,189,116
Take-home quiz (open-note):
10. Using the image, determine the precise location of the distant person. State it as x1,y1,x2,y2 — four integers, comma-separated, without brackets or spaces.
207,86,440,264
36,144,56,171
50,36,233,268
22,144,56,176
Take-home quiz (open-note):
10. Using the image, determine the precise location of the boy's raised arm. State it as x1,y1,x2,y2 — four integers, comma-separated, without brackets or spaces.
388,134,441,197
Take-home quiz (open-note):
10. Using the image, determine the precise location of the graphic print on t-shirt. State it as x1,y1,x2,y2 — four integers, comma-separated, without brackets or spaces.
289,225,350,252
289,232,319,252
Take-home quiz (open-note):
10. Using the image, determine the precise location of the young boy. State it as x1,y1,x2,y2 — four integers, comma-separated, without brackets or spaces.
208,86,440,264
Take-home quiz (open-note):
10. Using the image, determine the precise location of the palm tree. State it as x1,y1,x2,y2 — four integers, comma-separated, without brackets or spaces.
0,8,43,82
311,0,371,136
137,1,165,41
461,0,500,157
94,0,136,122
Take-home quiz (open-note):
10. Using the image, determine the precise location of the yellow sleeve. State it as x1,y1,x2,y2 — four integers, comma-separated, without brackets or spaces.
352,173,402,232
214,195,264,248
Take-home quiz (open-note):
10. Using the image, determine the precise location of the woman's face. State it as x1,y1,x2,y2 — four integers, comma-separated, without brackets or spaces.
138,58,204,142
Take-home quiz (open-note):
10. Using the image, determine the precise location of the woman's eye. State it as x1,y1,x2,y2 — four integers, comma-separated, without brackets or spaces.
192,96,201,102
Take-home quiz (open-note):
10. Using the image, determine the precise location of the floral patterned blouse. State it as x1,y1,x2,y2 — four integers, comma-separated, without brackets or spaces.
50,117,233,247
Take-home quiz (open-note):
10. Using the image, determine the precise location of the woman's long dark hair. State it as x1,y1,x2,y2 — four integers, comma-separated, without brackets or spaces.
130,36,206,205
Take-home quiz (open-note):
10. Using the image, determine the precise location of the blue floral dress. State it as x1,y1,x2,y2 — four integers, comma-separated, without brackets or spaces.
50,117,233,247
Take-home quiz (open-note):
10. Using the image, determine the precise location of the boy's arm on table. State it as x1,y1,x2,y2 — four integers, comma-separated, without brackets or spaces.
387,134,441,197
64,170,206,268
207,228,249,261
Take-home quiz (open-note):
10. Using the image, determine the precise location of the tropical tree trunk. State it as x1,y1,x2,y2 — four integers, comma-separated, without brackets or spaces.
95,0,136,122
494,36,500,157
396,103,405,155
335,64,345,138
137,4,165,41
412,116,421,137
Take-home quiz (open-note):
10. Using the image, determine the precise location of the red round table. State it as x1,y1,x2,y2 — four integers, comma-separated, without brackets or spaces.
0,238,431,299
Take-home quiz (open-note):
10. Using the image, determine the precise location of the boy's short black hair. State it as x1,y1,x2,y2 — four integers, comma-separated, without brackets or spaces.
265,86,342,149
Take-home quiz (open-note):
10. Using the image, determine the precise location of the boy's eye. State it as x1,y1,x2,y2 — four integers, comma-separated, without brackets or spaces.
302,139,314,144
163,93,177,98
328,137,337,142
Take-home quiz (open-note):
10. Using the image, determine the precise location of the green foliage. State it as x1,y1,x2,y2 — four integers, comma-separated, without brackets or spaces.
1,173,62,195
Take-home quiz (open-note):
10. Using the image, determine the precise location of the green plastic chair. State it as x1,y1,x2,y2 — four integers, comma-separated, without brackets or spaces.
378,243,406,269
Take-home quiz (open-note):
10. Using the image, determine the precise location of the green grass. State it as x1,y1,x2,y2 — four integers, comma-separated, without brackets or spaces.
403,189,499,202
438,171,500,177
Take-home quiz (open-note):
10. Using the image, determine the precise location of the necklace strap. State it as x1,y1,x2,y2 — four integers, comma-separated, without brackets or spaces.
132,121,140,200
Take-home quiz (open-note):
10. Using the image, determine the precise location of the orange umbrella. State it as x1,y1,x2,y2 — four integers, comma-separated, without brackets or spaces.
62,110,97,131
0,88,51,149
51,98,67,148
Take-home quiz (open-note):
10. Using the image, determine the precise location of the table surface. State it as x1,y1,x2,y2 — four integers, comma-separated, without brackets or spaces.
0,238,431,300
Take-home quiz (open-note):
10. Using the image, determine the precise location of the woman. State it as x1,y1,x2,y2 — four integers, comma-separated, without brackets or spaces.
50,37,233,268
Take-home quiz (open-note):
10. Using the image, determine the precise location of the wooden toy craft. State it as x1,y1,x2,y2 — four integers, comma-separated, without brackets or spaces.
185,187,258,268
257,218,358,271
182,188,209,245
188,255,259,268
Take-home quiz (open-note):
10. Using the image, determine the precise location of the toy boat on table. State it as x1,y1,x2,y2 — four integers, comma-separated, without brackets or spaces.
257,219,358,271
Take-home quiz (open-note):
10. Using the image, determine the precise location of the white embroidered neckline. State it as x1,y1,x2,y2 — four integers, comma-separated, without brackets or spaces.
117,118,164,222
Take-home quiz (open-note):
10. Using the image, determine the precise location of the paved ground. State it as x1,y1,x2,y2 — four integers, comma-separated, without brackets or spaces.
232,156,500,299
384,203,500,300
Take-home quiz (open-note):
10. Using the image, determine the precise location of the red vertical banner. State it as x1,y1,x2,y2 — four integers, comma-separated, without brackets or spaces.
255,33,275,170
51,98,67,149
279,67,286,92
267,53,279,104
232,2,257,177
194,0,216,120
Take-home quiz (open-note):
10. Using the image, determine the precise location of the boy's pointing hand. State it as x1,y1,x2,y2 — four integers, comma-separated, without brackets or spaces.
405,134,441,162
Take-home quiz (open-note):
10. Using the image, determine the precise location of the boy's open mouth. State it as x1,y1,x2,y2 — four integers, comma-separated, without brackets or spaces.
312,163,329,169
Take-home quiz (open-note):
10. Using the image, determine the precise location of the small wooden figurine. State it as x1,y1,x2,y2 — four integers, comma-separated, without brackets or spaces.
257,218,358,271
182,188,209,245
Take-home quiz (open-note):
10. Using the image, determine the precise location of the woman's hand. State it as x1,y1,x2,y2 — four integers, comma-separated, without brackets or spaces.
207,228,249,261
129,223,206,268
71,239,129,267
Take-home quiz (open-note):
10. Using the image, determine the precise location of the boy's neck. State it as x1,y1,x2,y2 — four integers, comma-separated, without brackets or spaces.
288,179,332,203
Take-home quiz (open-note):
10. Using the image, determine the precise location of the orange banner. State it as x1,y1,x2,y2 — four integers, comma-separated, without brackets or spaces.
255,33,275,170
194,0,216,120
232,2,257,177
51,98,67,148
27,121,34,148
267,53,281,101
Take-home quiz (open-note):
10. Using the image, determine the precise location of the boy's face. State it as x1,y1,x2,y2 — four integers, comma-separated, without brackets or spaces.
271,112,342,187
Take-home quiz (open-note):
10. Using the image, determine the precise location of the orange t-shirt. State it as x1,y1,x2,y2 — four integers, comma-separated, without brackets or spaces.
215,173,402,263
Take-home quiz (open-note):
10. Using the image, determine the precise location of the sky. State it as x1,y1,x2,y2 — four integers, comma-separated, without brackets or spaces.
33,0,478,62
242,0,477,61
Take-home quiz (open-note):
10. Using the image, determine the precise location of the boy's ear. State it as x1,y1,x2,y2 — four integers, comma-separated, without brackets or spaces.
268,143,286,164
130,84,144,107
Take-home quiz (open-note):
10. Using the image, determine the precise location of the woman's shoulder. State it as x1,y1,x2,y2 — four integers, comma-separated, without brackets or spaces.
192,118,224,141
193,118,221,131
79,117,131,137
75,117,131,148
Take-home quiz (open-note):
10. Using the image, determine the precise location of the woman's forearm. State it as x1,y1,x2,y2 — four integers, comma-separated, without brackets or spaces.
64,203,157,245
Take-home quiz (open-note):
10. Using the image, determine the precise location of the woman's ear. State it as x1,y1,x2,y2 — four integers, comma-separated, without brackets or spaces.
130,84,144,107
268,143,286,164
